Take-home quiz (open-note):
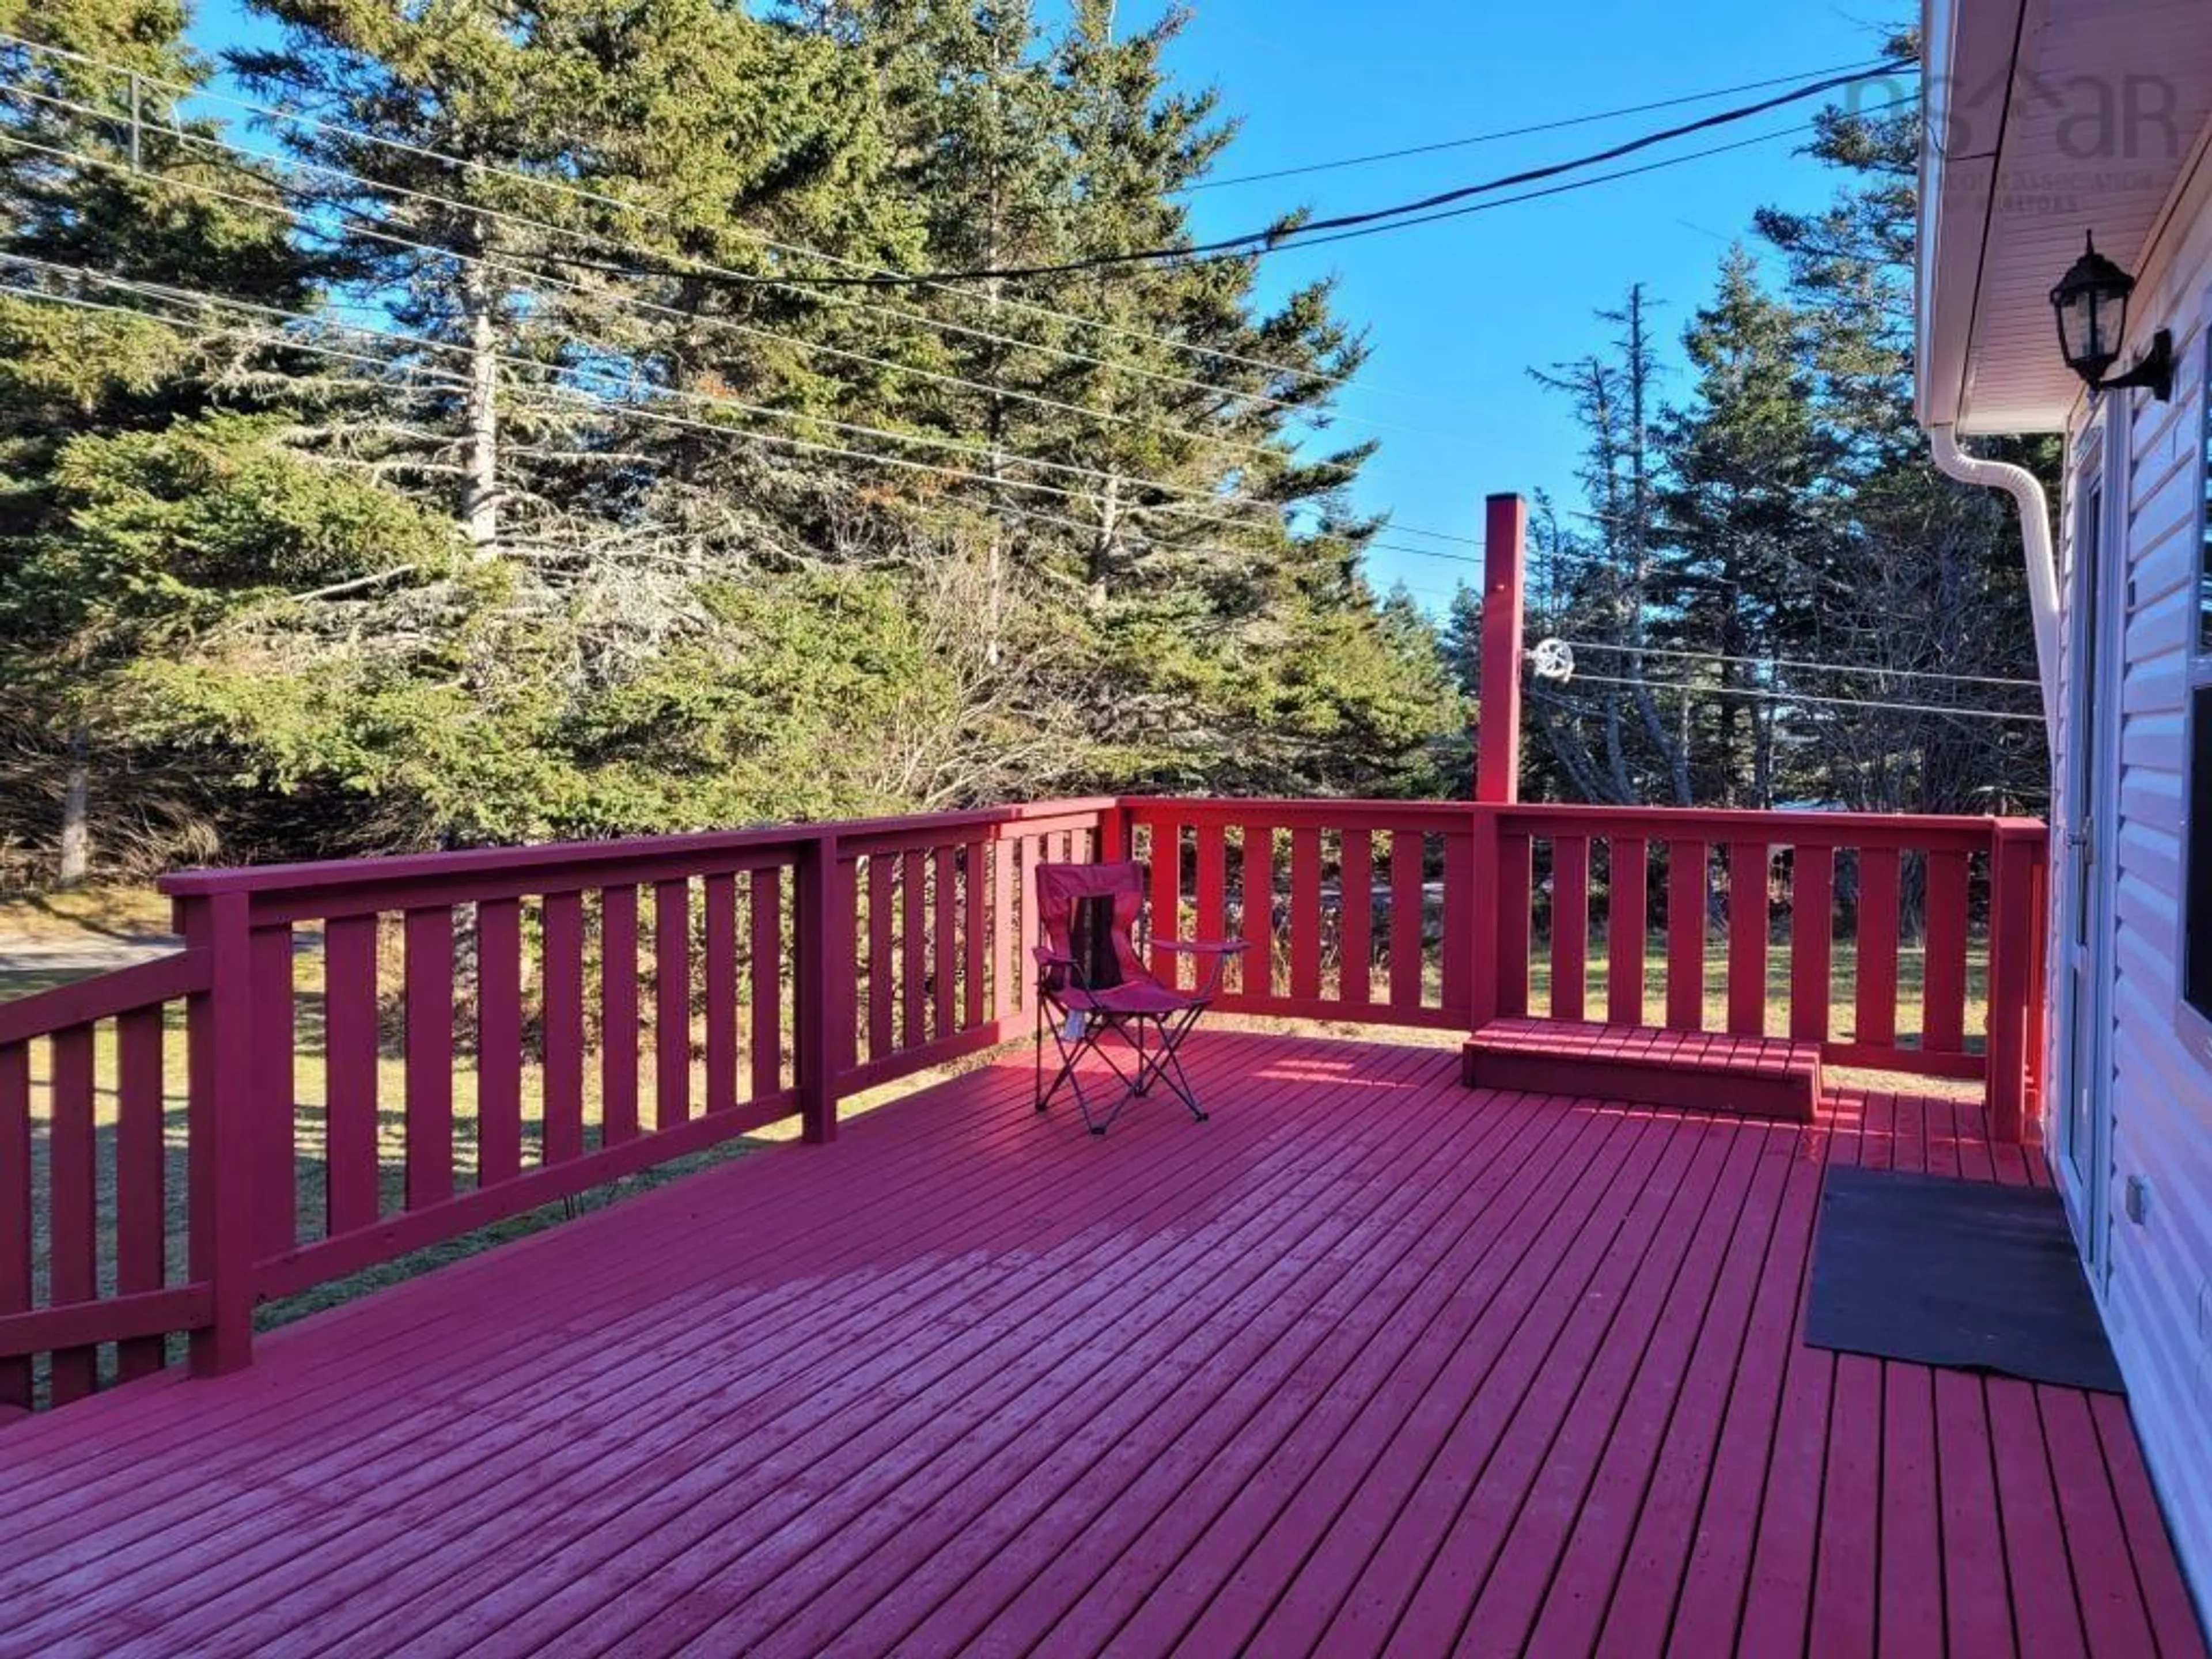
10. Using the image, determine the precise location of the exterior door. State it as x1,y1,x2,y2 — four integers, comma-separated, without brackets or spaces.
2060,442,2120,1279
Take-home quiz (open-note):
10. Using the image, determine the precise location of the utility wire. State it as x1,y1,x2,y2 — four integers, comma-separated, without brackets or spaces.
738,60,1914,286
0,98,1300,480
1237,94,1916,263
0,251,1288,531
0,75,1501,544
0,124,1343,543
1180,56,1909,193
0,268,1414,563
1559,671,2043,725
0,29,1449,407
1552,637,2040,692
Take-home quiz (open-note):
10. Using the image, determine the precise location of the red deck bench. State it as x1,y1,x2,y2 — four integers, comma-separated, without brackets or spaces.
1461,1018,1821,1123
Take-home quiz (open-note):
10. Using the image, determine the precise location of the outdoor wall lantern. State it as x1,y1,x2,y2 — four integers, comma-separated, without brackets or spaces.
2050,232,2174,401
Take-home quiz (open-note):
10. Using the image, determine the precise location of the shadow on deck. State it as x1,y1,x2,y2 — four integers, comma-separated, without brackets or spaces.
0,1031,2200,1657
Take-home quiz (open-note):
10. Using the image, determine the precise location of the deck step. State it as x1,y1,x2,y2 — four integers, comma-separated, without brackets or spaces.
1461,1018,1820,1122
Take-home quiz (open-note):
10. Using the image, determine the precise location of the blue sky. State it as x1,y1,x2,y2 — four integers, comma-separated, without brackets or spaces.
1150,1,1912,607
188,0,1910,611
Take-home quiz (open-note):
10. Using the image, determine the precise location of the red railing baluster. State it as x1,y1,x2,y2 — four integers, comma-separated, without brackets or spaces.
1498,827,1532,1019
1147,820,1180,986
475,900,524,1189
1608,838,1648,1027
1791,846,1836,1046
1340,828,1373,1009
1925,849,1970,1054
931,846,956,1041
991,840,1017,1028
1442,823,1477,1021
600,885,642,1146
251,921,296,1258
1552,835,1590,1024
542,891,588,1166
1194,821,1228,992
0,1038,28,1409
1858,846,1902,1050
794,832,842,1144
1388,828,1422,1012
47,1022,98,1404
1290,826,1323,1002
703,873,738,1117
654,879,692,1130
1248,824,1278,1000
323,912,381,1233
403,907,454,1209
113,1005,167,1382
867,855,895,1062
1727,840,1769,1037
749,866,783,1100
1666,840,1708,1031
900,849,926,1049
962,843,986,1032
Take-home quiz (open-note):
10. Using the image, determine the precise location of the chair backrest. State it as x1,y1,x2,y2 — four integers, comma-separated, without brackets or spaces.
1035,861,1151,994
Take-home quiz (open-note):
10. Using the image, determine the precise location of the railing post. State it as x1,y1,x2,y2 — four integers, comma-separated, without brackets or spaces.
1477,494,1527,806
1986,819,2044,1144
1097,800,1132,861
794,830,846,1144
1467,804,1502,1031
177,889,257,1376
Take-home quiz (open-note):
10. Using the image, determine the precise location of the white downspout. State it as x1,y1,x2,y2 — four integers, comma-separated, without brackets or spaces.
1928,423,2061,750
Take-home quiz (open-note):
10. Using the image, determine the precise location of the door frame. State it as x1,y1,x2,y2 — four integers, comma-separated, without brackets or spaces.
2058,405,2124,1282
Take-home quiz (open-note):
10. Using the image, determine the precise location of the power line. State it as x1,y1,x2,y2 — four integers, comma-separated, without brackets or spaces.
0,72,1508,550
1373,521,1484,548
0,124,1358,544
0,270,1395,564
1179,56,1910,194
0,251,1283,529
1551,637,2040,692
742,60,1914,287
1557,670,2042,725
0,97,1298,480
1230,94,1917,263
0,29,1452,408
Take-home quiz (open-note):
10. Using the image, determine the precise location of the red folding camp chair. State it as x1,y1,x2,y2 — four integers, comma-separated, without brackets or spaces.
1031,861,1247,1135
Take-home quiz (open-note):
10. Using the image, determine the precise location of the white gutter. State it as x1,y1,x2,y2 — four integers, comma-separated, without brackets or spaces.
1928,423,2061,750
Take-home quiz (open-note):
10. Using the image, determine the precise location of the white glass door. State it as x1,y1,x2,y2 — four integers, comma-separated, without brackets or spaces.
2060,452,2118,1277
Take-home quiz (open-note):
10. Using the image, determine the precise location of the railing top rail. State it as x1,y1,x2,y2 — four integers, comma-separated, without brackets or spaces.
157,798,1122,903
1487,801,2006,839
0,949,204,1045
1120,796,1475,826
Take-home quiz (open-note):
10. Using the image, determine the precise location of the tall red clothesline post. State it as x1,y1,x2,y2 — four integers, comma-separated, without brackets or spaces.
1467,493,1527,1029
1477,493,1527,807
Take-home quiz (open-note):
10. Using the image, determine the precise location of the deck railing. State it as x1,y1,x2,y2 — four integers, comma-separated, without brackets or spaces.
0,794,2047,1412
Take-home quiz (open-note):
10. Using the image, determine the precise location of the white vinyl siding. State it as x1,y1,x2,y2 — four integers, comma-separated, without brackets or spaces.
2056,162,2212,1611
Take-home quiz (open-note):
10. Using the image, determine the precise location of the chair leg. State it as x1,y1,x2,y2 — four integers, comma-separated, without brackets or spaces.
1134,1008,1211,1123
1036,1009,1089,1117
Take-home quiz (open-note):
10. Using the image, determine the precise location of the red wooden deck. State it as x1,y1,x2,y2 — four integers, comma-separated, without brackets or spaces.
0,1031,2198,1658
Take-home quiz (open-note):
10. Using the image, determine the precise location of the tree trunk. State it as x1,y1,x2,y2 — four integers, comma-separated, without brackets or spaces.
459,255,501,558
1091,471,1120,592
57,725,90,887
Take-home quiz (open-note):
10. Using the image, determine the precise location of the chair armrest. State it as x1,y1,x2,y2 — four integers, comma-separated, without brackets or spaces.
1156,938,1248,956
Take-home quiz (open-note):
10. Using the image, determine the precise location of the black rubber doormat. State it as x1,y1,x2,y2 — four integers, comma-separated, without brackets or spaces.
1806,1166,2124,1393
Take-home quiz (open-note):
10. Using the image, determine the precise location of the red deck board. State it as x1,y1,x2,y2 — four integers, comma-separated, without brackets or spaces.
0,1031,2198,1659
1287,1109,1707,1651
199,1052,1455,1656
345,1044,1456,1658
